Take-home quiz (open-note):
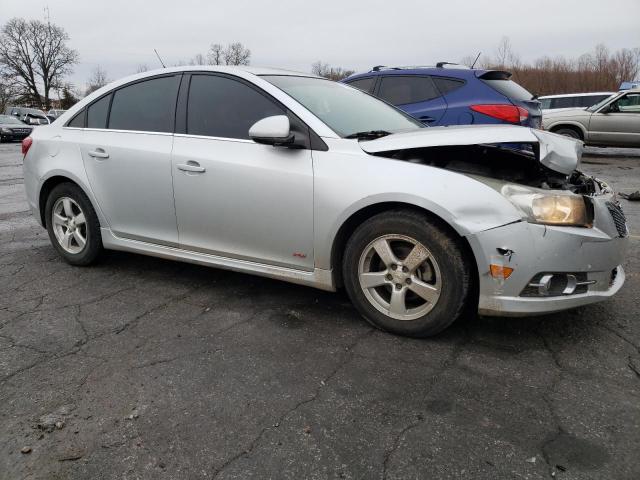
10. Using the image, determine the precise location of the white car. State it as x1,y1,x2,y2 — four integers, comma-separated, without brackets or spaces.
539,92,615,113
21,67,627,337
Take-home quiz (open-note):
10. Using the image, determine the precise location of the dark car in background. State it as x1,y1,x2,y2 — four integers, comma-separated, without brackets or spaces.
0,114,33,143
4,106,51,126
342,63,541,128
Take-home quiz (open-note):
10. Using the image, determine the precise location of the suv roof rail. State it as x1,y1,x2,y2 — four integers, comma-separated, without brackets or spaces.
371,65,402,72
370,63,472,73
436,62,471,69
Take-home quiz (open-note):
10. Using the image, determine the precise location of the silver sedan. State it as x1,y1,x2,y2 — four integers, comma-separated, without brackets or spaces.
22,67,628,337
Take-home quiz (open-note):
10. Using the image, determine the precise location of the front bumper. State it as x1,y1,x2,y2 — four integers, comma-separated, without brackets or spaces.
467,208,628,316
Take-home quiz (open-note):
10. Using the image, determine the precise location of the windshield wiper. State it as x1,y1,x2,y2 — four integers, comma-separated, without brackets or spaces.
345,130,392,140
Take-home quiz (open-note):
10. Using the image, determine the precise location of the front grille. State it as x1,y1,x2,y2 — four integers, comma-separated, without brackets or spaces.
606,202,628,237
11,128,30,134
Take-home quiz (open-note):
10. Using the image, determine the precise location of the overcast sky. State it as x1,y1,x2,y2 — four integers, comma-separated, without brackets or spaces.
1,0,639,90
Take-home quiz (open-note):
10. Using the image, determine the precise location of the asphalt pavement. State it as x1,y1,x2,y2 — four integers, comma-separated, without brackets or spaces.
1,141,639,480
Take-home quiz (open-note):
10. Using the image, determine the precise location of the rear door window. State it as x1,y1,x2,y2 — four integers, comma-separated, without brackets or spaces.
186,74,284,139
108,75,181,133
67,110,85,128
378,76,440,105
87,94,111,129
551,97,576,109
345,77,376,93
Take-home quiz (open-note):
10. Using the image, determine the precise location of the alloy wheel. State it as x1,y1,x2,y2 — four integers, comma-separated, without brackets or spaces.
51,197,87,254
357,234,442,321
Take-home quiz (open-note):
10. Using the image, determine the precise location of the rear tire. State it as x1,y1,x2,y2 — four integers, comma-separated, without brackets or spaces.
342,210,471,337
554,127,582,140
45,183,103,266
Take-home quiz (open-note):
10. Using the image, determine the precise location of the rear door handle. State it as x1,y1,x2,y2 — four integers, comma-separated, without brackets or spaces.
177,162,206,173
88,148,109,159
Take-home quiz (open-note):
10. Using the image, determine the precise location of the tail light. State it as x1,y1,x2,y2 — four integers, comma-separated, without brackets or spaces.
22,136,33,156
470,104,529,124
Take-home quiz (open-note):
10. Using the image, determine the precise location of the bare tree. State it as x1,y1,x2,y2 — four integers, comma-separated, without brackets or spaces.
85,66,109,96
0,64,18,111
311,61,355,81
189,53,206,66
223,43,251,66
208,44,225,65
206,42,250,66
472,40,640,95
0,17,78,109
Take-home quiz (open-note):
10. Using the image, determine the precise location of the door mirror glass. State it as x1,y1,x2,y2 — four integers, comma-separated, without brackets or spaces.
249,115,294,146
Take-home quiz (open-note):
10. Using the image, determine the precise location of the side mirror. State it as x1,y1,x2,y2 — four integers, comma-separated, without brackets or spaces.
249,115,294,146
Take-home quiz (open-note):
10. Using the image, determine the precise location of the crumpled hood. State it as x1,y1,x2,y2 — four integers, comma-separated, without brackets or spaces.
358,124,582,175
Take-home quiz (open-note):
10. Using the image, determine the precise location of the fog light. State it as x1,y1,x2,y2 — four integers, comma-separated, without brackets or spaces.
521,272,596,297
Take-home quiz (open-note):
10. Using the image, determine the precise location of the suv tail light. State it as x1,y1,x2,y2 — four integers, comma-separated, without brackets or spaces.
22,136,33,156
470,104,529,124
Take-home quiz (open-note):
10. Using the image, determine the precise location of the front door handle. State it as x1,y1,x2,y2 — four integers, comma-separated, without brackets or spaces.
419,116,435,123
177,162,206,173
88,148,109,159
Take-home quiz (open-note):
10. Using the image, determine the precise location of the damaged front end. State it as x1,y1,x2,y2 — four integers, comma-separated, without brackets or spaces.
363,126,597,194
359,125,628,316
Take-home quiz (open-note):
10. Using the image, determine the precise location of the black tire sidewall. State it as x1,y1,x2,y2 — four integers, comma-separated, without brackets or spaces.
45,183,102,266
343,211,470,337
555,128,580,140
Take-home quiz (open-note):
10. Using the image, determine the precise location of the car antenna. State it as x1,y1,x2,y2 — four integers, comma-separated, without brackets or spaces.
154,49,166,68
471,52,481,69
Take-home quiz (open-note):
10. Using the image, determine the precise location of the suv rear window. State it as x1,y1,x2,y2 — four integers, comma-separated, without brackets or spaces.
432,77,465,95
378,76,440,105
577,95,610,108
482,79,534,101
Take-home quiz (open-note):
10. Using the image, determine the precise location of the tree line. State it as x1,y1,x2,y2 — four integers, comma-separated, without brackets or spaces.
463,37,640,96
1,17,638,113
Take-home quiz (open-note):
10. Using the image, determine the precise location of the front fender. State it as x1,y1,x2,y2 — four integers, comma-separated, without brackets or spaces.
312,141,523,270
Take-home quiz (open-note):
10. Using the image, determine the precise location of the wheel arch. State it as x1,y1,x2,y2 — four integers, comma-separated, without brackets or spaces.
329,201,479,295
38,175,99,227
547,121,586,140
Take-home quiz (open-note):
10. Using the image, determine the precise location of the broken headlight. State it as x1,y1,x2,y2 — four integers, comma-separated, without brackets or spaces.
503,186,591,226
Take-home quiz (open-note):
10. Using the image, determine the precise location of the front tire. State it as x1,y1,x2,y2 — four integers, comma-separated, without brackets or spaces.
554,127,582,140
343,210,471,337
45,182,103,266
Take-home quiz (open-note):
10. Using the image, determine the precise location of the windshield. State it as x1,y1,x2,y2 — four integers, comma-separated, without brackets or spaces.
262,75,423,137
0,115,25,125
587,94,617,112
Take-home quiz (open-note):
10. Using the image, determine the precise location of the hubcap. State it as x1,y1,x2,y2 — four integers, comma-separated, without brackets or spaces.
358,234,442,321
51,197,87,254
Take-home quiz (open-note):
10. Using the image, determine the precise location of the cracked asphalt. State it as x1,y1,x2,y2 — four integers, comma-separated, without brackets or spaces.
1,141,639,480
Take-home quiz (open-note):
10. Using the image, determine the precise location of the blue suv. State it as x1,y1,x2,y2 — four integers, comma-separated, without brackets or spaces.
341,64,541,128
